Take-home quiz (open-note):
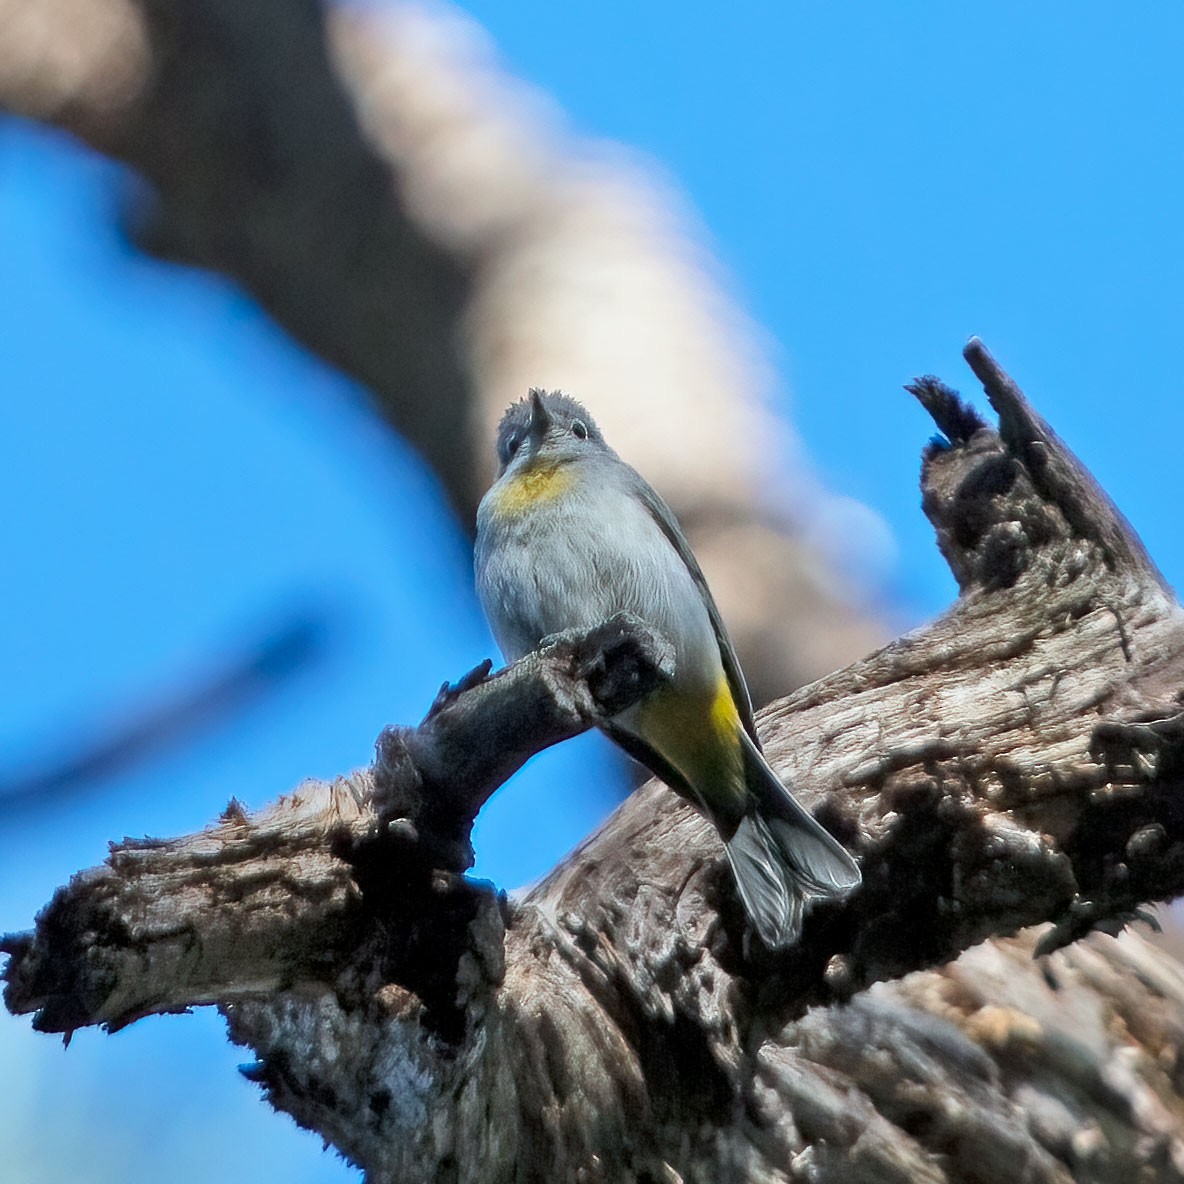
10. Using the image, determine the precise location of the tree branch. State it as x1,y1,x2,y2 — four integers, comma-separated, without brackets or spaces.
962,337,1167,589
2,615,672,1035
6,346,1184,1180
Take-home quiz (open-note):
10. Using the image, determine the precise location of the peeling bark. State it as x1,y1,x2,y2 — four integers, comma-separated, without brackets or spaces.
6,344,1184,1182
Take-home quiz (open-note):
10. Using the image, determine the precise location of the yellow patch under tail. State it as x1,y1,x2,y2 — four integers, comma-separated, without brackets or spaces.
634,674,747,817
492,461,573,515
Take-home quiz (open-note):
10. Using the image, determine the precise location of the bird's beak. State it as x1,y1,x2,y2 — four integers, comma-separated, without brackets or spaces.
528,389,552,439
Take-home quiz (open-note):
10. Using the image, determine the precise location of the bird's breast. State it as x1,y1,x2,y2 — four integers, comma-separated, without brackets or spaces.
475,468,721,696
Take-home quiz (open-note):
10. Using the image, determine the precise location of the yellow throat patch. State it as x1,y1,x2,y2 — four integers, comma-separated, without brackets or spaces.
493,461,573,515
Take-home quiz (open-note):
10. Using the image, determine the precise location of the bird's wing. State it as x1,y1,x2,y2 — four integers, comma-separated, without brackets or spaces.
601,719,696,799
630,476,760,746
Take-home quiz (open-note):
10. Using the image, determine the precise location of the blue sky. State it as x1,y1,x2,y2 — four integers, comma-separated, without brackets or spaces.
4,4,1182,1181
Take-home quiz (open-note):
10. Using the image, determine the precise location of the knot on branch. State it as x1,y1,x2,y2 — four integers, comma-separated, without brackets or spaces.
560,612,678,718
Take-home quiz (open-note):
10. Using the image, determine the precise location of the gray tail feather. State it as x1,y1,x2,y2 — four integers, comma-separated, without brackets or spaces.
724,733,861,949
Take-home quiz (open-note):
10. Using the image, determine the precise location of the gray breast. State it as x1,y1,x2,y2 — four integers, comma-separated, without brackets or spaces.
475,475,721,692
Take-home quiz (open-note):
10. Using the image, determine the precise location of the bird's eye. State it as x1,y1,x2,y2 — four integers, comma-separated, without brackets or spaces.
572,420,588,440
507,430,524,456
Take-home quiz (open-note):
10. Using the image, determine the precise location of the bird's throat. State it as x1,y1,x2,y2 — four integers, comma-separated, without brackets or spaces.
494,461,574,515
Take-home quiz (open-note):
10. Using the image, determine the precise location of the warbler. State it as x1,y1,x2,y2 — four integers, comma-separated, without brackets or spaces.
474,390,860,948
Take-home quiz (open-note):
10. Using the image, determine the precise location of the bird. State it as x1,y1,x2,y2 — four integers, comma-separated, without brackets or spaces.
474,389,860,948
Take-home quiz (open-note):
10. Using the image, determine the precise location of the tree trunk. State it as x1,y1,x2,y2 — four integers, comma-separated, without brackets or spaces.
7,342,1184,1182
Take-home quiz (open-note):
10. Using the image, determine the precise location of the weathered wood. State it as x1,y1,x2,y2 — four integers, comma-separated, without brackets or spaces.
6,343,1184,1182
2,617,672,1035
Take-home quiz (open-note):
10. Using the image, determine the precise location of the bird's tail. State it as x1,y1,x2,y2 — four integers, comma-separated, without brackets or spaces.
723,731,860,949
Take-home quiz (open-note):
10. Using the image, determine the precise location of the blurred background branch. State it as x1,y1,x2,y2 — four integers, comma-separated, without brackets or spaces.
0,603,332,815
0,0,885,713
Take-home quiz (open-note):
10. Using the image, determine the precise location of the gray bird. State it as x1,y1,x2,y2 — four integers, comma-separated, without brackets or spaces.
475,390,860,947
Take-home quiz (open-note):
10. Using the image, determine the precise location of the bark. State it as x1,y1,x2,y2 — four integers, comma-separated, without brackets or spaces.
7,343,1184,1182
0,0,885,701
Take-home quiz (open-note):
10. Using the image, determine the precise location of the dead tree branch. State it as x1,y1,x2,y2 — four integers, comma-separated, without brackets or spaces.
6,343,1184,1181
2,615,671,1035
